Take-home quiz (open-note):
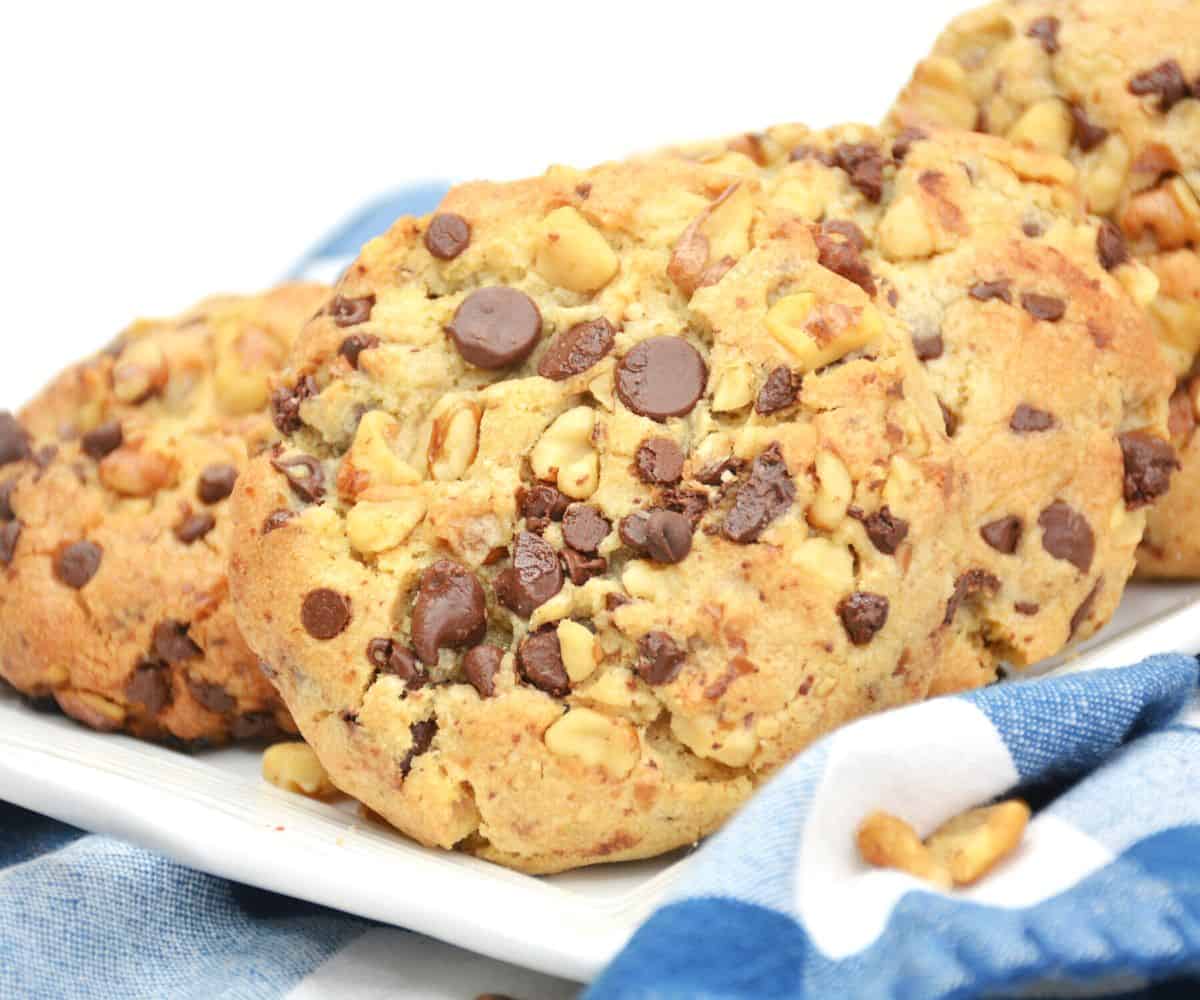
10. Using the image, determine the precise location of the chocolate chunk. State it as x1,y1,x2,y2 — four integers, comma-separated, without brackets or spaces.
151,619,202,663
0,479,15,520
271,375,317,434
560,547,607,585
517,629,569,696
659,487,709,527
636,631,685,685
815,225,876,295
424,213,471,260
755,366,802,415
0,521,21,565
447,287,542,369
619,511,650,551
126,663,172,715
980,515,1023,554
197,464,238,504
561,504,610,553
366,637,426,689
329,294,376,327
54,540,102,588
1097,220,1129,271
912,332,944,362
1129,59,1191,111
969,280,1012,304
301,589,352,640
537,317,616,381
230,712,284,742
634,437,685,485
944,569,1001,625
262,509,295,534
834,143,885,203
495,532,564,618
81,421,123,461
616,336,707,421
399,719,438,777
1021,293,1066,322
271,454,325,503
463,644,503,698
518,483,570,532
411,560,487,664
1119,431,1177,508
1069,103,1109,152
1014,601,1040,616
1069,579,1103,637
643,510,693,564
892,127,928,162
187,678,235,714
1010,404,1056,433
339,333,380,369
859,506,909,555
0,413,31,467
837,592,889,645
1038,500,1095,572
1026,15,1060,53
174,510,215,544
696,456,745,486
721,443,795,543
939,400,958,437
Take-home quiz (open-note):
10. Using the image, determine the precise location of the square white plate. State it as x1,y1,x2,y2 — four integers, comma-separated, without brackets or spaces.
2,581,1199,982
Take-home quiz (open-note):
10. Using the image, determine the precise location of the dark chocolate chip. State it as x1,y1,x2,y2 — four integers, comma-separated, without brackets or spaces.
981,515,1023,554
262,510,295,534
892,127,928,162
175,510,215,544
1069,579,1103,637
1023,218,1045,238
755,367,802,415
447,287,542,369
54,540,102,588
517,629,569,696
561,504,610,553
1026,15,1060,54
424,213,472,260
721,443,795,543
1038,500,1095,572
0,479,15,520
636,631,685,685
518,484,570,532
634,437,685,485
537,317,616,381
329,294,376,327
271,375,317,434
560,547,607,585
944,569,1001,625
366,637,426,689
696,456,745,486
643,510,693,564
833,143,886,203
151,619,202,662
859,506,909,555
837,592,889,645
463,644,503,698
1021,293,1066,322
659,487,709,527
271,454,325,503
815,225,875,295
81,421,123,461
912,332,944,362
187,678,235,715
969,280,1012,304
1069,103,1109,152
616,336,707,421
1010,404,1056,433
1119,431,1177,508
230,712,285,742
301,589,352,640
495,531,564,618
1097,220,1129,271
339,333,381,369
0,413,31,467
0,521,21,565
399,719,438,777
197,464,238,504
411,560,487,664
126,662,172,715
1014,600,1040,616
1128,59,1191,111
619,511,650,551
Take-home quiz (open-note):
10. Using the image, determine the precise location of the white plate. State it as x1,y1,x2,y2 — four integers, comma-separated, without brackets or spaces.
2,581,1199,982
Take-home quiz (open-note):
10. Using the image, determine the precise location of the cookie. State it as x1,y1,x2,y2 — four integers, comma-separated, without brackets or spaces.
230,155,969,873
887,0,1200,576
0,283,327,745
665,123,1173,693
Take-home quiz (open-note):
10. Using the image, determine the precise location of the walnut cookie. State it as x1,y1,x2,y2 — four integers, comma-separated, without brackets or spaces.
0,283,326,745
887,0,1200,576
230,153,970,873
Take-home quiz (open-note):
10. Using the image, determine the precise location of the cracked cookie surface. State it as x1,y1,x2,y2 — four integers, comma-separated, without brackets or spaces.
887,0,1200,576
0,283,326,744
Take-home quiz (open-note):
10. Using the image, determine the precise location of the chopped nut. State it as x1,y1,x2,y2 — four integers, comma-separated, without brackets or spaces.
544,707,639,778
925,800,1031,885
878,195,936,261
346,496,426,554
262,741,339,799
1005,99,1073,157
857,811,951,888
808,450,853,531
1121,177,1200,252
530,406,600,499
428,399,481,481
710,361,756,413
112,339,168,404
1078,134,1131,215
791,537,854,591
56,690,127,731
341,411,420,500
534,206,619,294
98,447,178,498
898,57,978,130
556,619,600,683
766,294,882,372
670,712,758,767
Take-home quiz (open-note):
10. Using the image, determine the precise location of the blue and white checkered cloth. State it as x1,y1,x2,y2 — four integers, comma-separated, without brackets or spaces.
4,189,1200,999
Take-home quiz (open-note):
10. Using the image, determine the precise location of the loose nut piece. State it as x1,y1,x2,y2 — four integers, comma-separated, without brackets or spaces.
530,406,600,499
428,400,481,481
544,707,639,778
98,447,178,498
262,741,339,799
766,294,882,372
809,450,853,531
556,619,600,683
857,811,952,888
1005,99,1073,158
112,339,168,404
534,206,619,294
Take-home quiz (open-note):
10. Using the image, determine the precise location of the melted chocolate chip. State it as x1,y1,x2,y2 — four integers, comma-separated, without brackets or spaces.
537,318,616,381
912,332,944,362
197,464,238,504
1069,579,1103,637
271,454,325,503
152,619,202,662
892,127,928,162
1026,15,1060,53
399,719,438,777
980,516,1023,554
696,456,745,486
230,712,284,742
1010,404,1056,433
366,637,426,689
463,644,503,698
859,506,909,555
411,560,487,664
518,483,570,532
447,287,542,369
271,375,317,435
944,569,1001,625
495,532,564,618
0,413,31,467
301,589,352,640
1097,220,1129,271
1119,431,1177,508
1128,59,1192,111
561,504,610,553
834,143,885,203
339,333,380,368
619,511,650,551
634,437,685,485
174,511,215,544
659,487,709,527
969,280,1012,304
126,663,172,715
1021,293,1066,322
815,225,876,295
262,510,295,534
560,547,607,585
721,443,795,543
81,421,123,461
1069,103,1109,152
1038,500,1095,572
187,678,235,714
643,510,693,564
838,592,889,645
517,629,569,696
0,521,21,565
424,213,472,260
636,631,685,685
0,479,15,520
616,336,707,421
329,294,376,327
755,367,802,415
54,541,102,588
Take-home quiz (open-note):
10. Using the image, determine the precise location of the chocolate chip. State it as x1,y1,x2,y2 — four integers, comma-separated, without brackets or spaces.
0,479,15,520
54,540,102,588
561,504,610,553
857,506,909,555
721,443,795,543
399,719,438,777
943,569,1001,626
517,629,569,696
271,454,325,503
1069,579,1103,637
1010,404,1056,433
912,332,944,362
634,437,685,485
833,143,885,203
329,294,376,327
152,619,202,662
339,333,380,369
756,367,802,415
411,560,487,664
1023,219,1044,238
175,510,215,544
892,127,928,162
0,521,21,565
230,713,284,742
643,510,693,564
1119,431,1177,508
616,336,707,421
969,280,1012,304
837,592,889,645
1069,103,1109,152
636,631,685,685
187,678,235,714
980,515,1022,554
659,486,709,527
495,532,564,618
424,213,472,260
1038,500,1095,572
81,421,123,461
447,287,542,369
0,413,31,467
537,317,616,381
815,224,875,296
197,464,238,504
518,483,570,532
1026,15,1060,53
462,644,503,698
262,509,295,534
1129,59,1192,111
366,637,426,689
696,456,745,486
1096,220,1129,271
271,375,317,434
619,511,650,551
126,663,172,715
1014,601,1040,616
939,400,958,437
301,589,352,640
1021,293,1066,322
560,547,607,585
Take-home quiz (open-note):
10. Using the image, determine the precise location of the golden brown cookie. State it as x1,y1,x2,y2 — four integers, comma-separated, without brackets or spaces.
0,283,327,745
887,0,1200,576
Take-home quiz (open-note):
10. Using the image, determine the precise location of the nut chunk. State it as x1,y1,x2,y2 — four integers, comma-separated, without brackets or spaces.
262,741,339,799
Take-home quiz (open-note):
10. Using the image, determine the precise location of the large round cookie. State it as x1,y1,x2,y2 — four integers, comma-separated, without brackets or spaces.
887,0,1200,576
0,283,326,744
663,123,1174,693
230,155,968,873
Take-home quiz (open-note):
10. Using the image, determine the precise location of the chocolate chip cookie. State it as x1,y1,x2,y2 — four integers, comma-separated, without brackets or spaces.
230,155,969,873
887,0,1200,576
0,283,327,744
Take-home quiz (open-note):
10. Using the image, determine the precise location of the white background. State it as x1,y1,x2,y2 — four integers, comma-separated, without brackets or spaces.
0,1,966,993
